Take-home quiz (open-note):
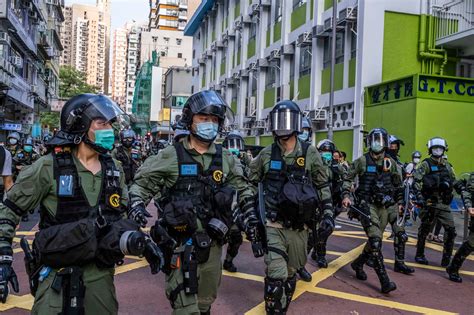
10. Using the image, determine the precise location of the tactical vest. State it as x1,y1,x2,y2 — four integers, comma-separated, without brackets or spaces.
356,153,395,204
330,162,344,202
263,142,316,229
165,142,228,226
421,158,453,204
115,146,136,184
40,147,124,229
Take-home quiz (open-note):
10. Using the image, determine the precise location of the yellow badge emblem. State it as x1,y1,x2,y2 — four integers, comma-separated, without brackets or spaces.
109,194,120,208
296,157,305,167
213,170,223,183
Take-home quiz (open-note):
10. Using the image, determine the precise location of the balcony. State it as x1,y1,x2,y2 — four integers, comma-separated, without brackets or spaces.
3,7,37,55
432,0,474,57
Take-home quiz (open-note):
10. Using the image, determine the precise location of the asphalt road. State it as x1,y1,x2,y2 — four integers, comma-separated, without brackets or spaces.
1,207,473,315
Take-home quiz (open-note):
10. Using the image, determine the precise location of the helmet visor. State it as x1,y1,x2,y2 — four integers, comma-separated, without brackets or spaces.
226,138,245,150
83,95,130,130
185,91,234,124
428,138,446,150
269,109,302,134
370,132,387,152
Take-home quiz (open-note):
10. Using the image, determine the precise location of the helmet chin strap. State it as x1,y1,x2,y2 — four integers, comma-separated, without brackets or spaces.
84,134,109,154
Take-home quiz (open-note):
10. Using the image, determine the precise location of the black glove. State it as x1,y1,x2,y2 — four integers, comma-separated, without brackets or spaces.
143,238,164,275
415,196,425,208
129,202,152,228
0,254,19,303
318,214,335,239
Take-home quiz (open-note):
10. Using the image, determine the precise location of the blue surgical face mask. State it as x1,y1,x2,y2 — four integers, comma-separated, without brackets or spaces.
298,131,309,142
23,145,33,153
321,152,333,163
94,129,115,151
229,148,240,156
195,122,219,141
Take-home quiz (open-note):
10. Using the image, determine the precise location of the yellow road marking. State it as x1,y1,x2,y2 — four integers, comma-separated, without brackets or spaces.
305,287,457,315
223,271,264,283
0,294,34,311
115,260,149,275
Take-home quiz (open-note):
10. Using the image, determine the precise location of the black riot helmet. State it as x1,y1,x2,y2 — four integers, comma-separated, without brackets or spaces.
365,128,389,154
180,90,234,130
412,150,422,159
268,100,303,138
316,139,336,153
120,129,136,148
48,94,128,149
223,130,245,155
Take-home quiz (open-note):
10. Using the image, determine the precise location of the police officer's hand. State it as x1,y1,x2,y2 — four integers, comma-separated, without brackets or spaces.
0,256,19,303
342,197,352,208
143,238,164,275
129,202,152,227
469,208,474,217
398,204,405,216
318,214,335,239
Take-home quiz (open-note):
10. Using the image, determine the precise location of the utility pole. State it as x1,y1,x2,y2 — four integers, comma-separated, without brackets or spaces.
327,0,337,140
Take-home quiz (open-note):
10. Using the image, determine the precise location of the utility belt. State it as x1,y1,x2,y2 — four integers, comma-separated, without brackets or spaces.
358,192,395,209
424,193,453,205
167,231,215,308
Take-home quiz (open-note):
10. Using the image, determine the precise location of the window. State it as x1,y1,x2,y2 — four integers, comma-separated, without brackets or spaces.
265,63,279,89
274,0,282,23
299,46,312,76
293,0,306,8
251,74,257,95
178,53,182,58
249,18,257,40
163,37,170,43
176,38,182,45
192,49,195,58
323,32,344,68
161,51,166,57
351,29,357,59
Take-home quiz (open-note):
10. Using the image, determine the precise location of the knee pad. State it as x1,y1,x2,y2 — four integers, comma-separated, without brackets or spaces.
284,275,297,297
264,277,284,311
368,237,382,256
395,231,408,244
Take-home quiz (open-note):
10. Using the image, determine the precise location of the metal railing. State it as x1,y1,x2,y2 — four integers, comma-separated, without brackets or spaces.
431,0,474,39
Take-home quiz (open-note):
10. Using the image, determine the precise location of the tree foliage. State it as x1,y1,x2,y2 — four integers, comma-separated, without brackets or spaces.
40,112,60,129
59,66,99,98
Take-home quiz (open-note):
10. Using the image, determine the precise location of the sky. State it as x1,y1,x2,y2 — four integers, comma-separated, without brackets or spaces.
65,0,149,30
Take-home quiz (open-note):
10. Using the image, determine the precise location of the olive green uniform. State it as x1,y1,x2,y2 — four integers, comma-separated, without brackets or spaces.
0,151,128,314
413,157,457,265
342,154,403,241
461,173,474,247
248,140,332,311
446,172,474,282
129,137,252,314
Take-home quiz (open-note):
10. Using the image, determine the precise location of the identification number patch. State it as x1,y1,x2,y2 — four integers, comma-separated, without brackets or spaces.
181,164,198,175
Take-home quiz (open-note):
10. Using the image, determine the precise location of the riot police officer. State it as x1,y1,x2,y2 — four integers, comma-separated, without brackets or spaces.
308,139,346,268
5,132,21,157
341,128,405,294
249,100,334,314
405,151,422,182
387,135,405,169
297,116,312,143
414,137,457,267
446,173,474,282
112,129,139,186
128,90,255,315
12,136,40,221
222,130,249,272
0,94,163,313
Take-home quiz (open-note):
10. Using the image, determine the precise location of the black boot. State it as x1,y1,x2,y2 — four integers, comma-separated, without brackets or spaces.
394,232,414,274
446,242,473,283
297,267,312,282
351,251,369,281
316,241,328,268
415,233,429,265
264,277,285,315
200,307,211,315
223,259,237,272
441,227,456,267
368,237,396,293
283,275,297,312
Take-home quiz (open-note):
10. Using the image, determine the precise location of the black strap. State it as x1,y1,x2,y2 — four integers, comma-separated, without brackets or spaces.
3,199,24,216
169,283,185,308
0,219,16,229
267,246,289,263
0,147,5,172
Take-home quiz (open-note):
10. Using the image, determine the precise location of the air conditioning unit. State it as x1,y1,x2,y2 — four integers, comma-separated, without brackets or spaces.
324,17,333,32
31,85,38,94
297,32,312,47
0,32,10,44
10,56,22,67
339,6,357,24
211,41,217,51
225,77,236,85
232,72,240,80
254,119,266,129
245,96,257,117
281,44,295,55
251,4,260,15
216,40,224,49
269,49,280,61
222,33,229,42
258,58,269,67
242,15,252,24
198,57,206,65
308,109,327,121
227,29,235,38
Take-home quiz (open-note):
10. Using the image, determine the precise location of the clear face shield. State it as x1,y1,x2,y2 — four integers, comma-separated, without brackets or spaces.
83,96,130,131
269,110,302,137
227,138,245,151
370,132,387,153
186,91,235,127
